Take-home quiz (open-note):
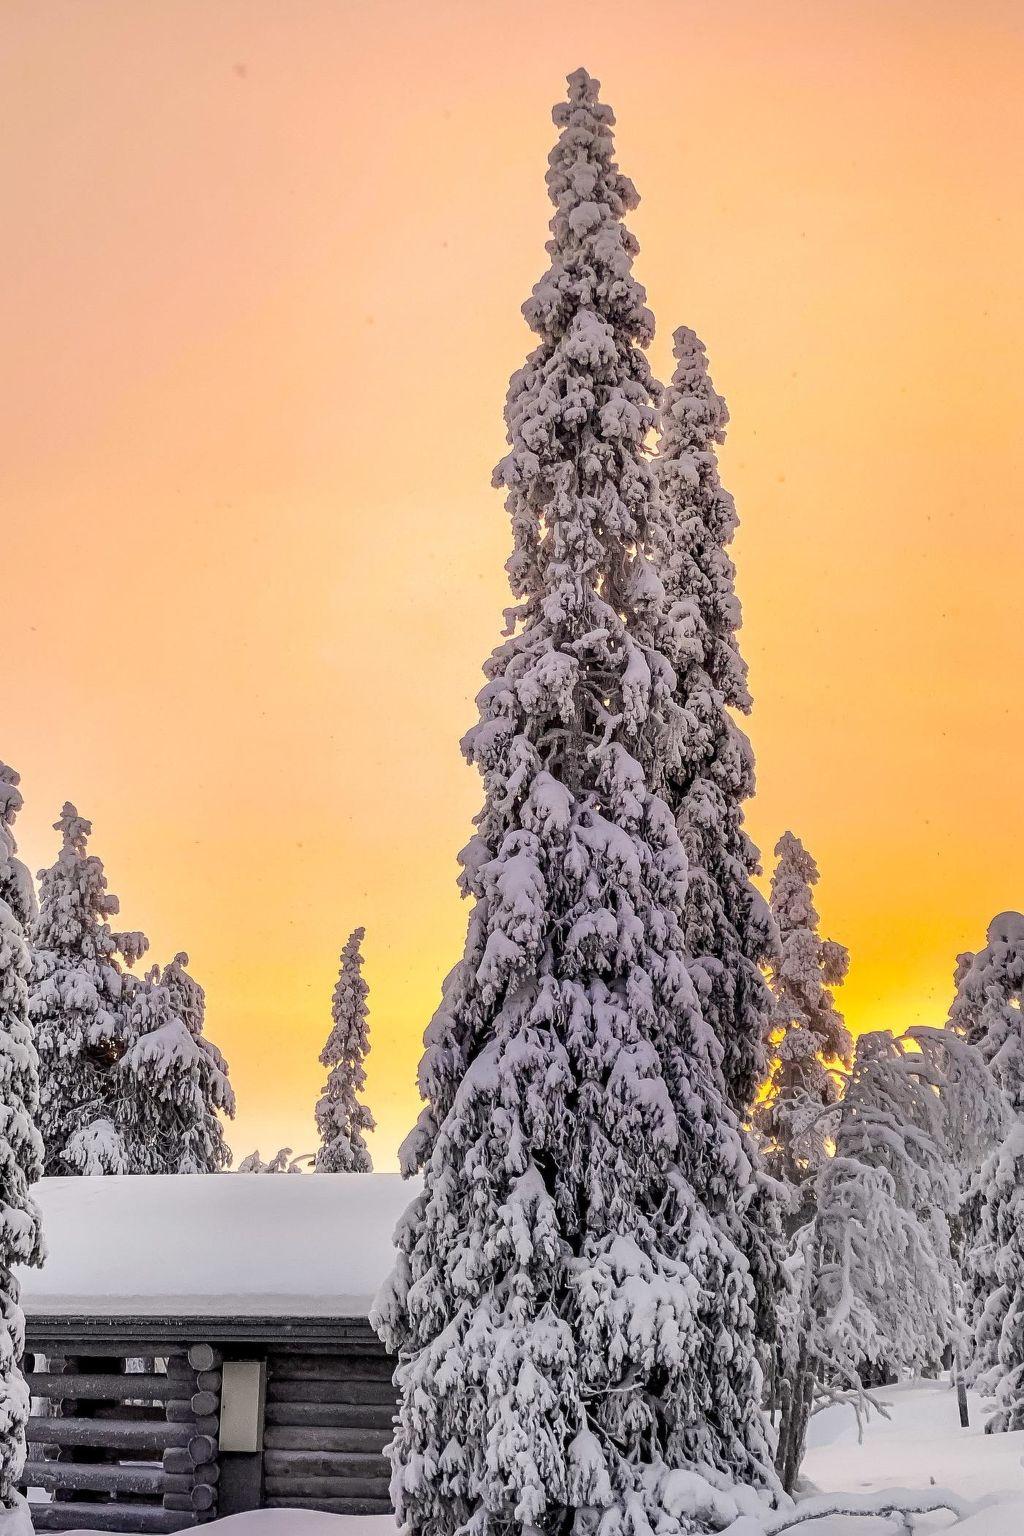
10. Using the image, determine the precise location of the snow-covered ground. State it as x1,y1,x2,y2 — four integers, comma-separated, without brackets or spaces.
25,1379,1024,1535
799,1378,1024,1532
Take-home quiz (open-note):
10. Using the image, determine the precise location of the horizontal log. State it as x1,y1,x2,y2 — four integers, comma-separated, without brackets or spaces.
267,1378,395,1410
187,1434,218,1465
266,1403,390,1438
270,1354,394,1382
165,1403,219,1430
23,1460,164,1495
267,1394,394,1429
271,1378,394,1406
265,1474,391,1500
187,1345,220,1372
164,1368,221,1394
161,1462,218,1486
163,1487,216,1514
29,1373,184,1402
189,1391,219,1418
28,1416,193,1452
265,1496,392,1515
163,1472,220,1494
264,1447,389,1478
29,1501,196,1533
162,1450,218,1482
29,1342,177,1361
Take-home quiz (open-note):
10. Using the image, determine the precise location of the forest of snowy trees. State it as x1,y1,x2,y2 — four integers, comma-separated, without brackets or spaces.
0,62,1021,1536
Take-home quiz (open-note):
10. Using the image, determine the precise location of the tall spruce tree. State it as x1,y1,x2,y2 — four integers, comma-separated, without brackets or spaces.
315,928,375,1172
650,326,775,1116
951,913,1024,1421
754,831,851,1217
30,804,147,1175
0,765,44,1520
373,70,777,1536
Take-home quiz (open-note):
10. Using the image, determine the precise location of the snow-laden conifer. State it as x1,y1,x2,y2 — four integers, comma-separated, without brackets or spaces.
315,928,375,1172
373,69,777,1536
30,804,147,1175
650,327,776,1116
120,958,234,1174
0,765,44,1519
754,832,851,1216
951,913,1024,1418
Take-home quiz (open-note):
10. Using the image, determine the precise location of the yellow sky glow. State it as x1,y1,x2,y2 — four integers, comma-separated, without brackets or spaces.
2,0,1022,1165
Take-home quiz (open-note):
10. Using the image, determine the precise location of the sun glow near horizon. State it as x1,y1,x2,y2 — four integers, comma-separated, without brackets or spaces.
2,0,1022,1167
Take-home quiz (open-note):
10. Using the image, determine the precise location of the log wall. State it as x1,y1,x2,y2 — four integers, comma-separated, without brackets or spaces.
23,1320,396,1530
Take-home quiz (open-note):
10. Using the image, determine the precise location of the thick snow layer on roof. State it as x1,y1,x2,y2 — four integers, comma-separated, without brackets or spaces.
16,1173,418,1319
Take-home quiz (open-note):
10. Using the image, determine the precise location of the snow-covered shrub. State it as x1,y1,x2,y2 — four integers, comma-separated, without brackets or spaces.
315,928,374,1172
0,764,45,1510
775,1025,999,1489
237,1148,308,1173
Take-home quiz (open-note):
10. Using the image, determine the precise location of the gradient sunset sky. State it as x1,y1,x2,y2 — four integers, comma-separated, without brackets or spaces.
3,0,1022,1166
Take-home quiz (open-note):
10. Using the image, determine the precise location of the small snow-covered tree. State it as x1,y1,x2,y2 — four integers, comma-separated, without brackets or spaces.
951,913,1024,1417
775,1026,999,1490
0,765,45,1518
315,928,375,1172
120,961,234,1174
30,804,147,1175
373,69,777,1536
754,832,851,1218
650,326,776,1118
237,1148,308,1173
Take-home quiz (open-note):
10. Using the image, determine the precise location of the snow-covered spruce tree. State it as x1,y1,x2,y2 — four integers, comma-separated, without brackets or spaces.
119,960,235,1174
647,331,786,1401
650,326,776,1118
775,1027,985,1491
373,69,777,1536
950,913,1024,1417
315,928,375,1172
0,765,45,1521
753,832,851,1222
30,804,147,1175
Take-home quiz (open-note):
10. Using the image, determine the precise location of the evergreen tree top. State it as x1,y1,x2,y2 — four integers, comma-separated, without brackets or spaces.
54,801,94,857
950,911,1024,1108
661,326,729,442
0,763,35,929
160,950,206,1038
769,830,850,1057
34,803,148,968
0,762,24,827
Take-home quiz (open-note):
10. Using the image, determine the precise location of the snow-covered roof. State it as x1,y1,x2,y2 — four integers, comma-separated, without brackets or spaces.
17,1173,418,1319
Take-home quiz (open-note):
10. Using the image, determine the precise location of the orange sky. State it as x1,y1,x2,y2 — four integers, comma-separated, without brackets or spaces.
3,0,1022,1167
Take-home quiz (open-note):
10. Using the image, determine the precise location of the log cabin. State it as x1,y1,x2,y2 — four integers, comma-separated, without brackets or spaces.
16,1173,416,1532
